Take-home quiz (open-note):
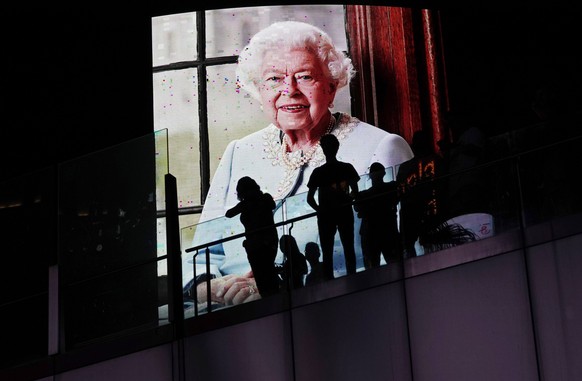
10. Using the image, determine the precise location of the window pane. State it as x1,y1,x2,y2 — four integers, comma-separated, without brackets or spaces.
153,5,351,215
152,12,197,66
205,5,348,58
153,69,201,207
206,64,270,181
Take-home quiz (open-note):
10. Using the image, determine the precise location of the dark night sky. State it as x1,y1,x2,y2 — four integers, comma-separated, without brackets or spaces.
2,3,580,181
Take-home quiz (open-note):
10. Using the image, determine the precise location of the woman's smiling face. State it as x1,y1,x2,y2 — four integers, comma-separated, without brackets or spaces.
258,48,337,134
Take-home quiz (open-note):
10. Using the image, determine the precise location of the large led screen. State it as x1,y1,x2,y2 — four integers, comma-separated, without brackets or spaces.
151,4,443,314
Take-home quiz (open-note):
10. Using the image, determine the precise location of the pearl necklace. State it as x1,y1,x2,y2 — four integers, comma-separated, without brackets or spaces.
262,112,356,199
280,115,336,171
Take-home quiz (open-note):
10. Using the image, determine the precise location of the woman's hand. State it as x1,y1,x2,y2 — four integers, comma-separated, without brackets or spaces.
196,274,237,305
215,271,262,305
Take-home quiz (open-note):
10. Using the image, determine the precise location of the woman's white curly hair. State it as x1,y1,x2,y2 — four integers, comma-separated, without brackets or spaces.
235,21,356,100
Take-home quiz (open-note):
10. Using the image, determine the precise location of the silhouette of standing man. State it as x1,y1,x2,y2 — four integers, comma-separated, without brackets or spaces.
225,176,280,297
307,134,360,279
354,162,402,268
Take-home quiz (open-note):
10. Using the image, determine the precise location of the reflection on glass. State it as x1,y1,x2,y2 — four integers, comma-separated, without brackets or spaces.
63,261,160,348
177,156,539,317
58,133,160,348
157,258,170,325
180,169,395,317
157,217,167,258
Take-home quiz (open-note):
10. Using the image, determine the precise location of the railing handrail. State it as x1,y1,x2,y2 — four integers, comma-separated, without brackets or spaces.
183,133,582,254
185,210,318,253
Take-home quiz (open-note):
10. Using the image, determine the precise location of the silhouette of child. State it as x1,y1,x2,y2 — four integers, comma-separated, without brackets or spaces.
279,234,308,289
304,241,324,286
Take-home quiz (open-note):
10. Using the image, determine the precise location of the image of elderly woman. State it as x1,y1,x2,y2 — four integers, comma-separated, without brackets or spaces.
186,20,413,309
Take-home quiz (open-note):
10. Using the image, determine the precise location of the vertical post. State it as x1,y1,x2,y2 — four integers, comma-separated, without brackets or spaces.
165,174,185,381
192,251,198,317
206,247,212,313
165,174,183,336
48,265,59,355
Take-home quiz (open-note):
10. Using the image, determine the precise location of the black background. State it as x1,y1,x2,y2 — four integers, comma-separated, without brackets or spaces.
2,2,580,181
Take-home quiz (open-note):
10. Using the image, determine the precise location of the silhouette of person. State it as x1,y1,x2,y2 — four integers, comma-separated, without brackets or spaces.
279,234,308,289
225,176,280,297
396,130,445,258
354,162,402,268
307,134,360,279
438,110,489,218
304,241,324,286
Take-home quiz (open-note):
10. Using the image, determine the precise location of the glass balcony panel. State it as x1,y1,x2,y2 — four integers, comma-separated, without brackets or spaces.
481,158,521,234
62,261,160,349
177,155,545,319
58,132,163,349
519,135,582,226
157,258,170,326
183,224,249,318
180,168,400,317
59,133,159,281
